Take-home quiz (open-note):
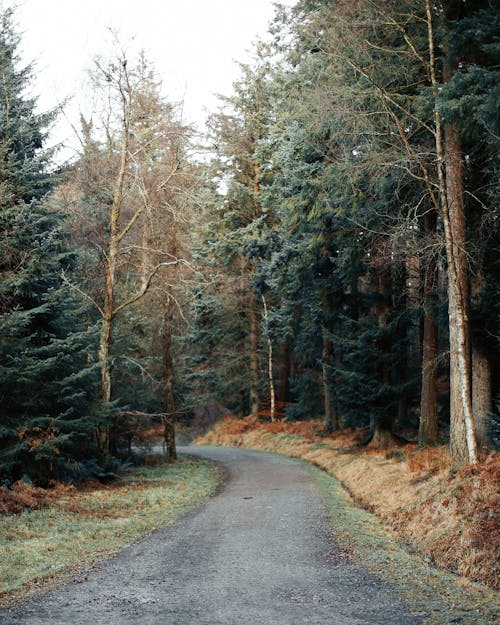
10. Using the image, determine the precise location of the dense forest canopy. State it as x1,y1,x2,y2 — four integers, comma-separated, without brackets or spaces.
0,1,498,484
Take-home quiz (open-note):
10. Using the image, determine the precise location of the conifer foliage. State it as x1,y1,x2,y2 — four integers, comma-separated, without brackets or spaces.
0,9,99,484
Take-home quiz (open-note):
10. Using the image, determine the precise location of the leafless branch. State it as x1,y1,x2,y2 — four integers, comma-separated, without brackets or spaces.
113,259,191,317
120,356,162,385
61,270,104,317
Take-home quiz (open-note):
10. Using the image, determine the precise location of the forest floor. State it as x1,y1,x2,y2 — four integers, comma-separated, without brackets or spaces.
196,417,499,592
0,456,222,607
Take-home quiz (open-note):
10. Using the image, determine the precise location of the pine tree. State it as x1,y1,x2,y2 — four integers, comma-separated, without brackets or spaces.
435,0,500,455
0,8,99,484
195,50,275,417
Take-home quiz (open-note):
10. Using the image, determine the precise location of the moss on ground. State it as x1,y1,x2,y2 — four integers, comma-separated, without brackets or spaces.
307,463,498,625
0,456,222,606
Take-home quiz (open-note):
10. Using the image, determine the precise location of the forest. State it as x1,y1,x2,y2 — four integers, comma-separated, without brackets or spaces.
0,0,499,490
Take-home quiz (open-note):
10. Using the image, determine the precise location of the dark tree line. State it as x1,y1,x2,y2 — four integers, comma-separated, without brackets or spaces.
188,0,499,464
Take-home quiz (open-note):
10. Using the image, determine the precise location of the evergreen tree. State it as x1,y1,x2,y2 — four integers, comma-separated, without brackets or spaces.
0,8,100,484
193,50,275,418
436,0,500,453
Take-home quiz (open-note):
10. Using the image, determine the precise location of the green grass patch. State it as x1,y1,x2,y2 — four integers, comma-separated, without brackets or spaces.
306,462,498,625
0,456,222,605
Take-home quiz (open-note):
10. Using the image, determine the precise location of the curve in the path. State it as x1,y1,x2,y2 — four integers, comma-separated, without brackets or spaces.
0,446,425,625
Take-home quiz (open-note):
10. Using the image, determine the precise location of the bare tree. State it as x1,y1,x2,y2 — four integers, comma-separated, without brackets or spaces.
60,50,192,457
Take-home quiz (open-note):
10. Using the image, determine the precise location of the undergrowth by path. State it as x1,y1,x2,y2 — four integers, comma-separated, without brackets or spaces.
197,416,499,591
0,456,222,607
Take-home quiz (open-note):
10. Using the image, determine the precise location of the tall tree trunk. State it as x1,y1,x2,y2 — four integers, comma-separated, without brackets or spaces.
249,293,260,417
322,288,338,433
261,295,276,421
96,309,112,455
277,342,290,404
444,122,475,462
247,152,261,419
426,1,478,463
96,117,129,457
419,212,439,445
162,298,177,462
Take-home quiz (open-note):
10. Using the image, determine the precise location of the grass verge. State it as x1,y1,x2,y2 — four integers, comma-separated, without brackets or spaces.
0,456,222,607
307,462,498,625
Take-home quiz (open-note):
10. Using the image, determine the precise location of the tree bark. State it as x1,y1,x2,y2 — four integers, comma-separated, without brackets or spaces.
471,269,492,451
425,0,478,463
419,212,439,446
96,99,130,457
249,293,260,417
162,301,177,463
472,346,492,450
444,122,475,462
261,295,276,421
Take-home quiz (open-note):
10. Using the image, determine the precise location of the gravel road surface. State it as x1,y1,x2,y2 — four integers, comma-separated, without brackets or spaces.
1,446,425,625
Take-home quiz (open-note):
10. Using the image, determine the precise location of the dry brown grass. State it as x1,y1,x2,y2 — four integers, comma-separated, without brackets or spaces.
406,446,452,473
196,417,500,589
0,481,71,515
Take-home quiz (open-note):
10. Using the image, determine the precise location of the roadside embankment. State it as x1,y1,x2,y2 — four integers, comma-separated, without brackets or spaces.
196,416,499,589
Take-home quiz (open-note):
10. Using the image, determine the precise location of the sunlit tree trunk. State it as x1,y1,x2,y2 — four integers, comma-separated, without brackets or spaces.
96,96,130,456
262,295,276,421
445,123,475,461
426,0,478,463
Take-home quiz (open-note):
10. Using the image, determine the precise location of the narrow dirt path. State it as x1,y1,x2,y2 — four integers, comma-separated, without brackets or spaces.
1,446,425,624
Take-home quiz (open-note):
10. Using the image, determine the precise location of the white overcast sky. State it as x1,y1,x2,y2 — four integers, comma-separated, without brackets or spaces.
2,0,294,161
